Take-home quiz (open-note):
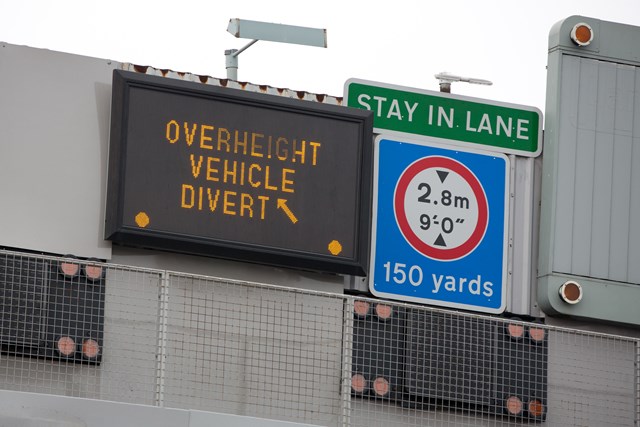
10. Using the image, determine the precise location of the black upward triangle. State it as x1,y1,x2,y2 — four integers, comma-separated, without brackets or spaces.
434,234,447,247
436,170,449,183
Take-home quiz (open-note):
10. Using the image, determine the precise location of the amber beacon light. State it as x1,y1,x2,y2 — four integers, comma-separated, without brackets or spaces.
570,23,594,46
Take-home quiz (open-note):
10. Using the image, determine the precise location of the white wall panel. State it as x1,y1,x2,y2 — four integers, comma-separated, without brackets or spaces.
0,44,114,259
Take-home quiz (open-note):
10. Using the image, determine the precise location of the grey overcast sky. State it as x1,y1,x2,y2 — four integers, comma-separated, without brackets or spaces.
2,0,639,112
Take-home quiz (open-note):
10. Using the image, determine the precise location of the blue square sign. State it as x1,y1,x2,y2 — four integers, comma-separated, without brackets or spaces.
370,136,509,313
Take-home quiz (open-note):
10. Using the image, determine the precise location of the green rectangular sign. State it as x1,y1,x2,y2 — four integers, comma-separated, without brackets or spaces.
344,78,542,157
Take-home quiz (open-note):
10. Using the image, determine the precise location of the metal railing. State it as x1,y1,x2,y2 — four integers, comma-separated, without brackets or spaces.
0,250,637,426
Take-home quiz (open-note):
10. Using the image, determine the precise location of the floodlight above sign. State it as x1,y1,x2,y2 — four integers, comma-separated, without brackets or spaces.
344,78,543,157
227,18,327,48
106,70,373,275
225,18,327,80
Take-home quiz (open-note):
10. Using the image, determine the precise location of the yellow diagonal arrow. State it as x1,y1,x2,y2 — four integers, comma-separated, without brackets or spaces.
277,199,298,224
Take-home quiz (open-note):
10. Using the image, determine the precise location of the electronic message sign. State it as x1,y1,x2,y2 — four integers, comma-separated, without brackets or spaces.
106,70,373,275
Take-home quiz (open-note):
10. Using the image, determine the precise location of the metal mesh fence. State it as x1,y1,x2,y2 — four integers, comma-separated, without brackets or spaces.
346,298,637,427
160,273,345,425
0,249,637,426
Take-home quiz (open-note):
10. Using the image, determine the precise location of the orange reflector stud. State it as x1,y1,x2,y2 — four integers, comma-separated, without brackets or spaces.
506,322,524,339
505,396,523,415
351,373,366,393
570,23,594,46
372,377,389,397
82,338,100,359
59,261,79,277
528,326,546,343
354,300,370,317
559,280,583,304
57,336,76,357
84,264,104,281
374,303,392,320
528,398,545,417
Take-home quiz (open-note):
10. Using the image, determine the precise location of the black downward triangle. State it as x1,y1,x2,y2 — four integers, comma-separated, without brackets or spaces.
436,170,449,183
434,234,447,247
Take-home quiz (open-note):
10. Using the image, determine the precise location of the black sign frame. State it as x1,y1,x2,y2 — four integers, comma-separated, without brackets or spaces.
106,70,373,275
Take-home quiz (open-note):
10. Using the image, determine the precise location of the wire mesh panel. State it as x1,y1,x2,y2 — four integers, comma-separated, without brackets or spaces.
347,296,635,427
161,273,345,426
404,310,496,409
101,265,163,404
350,300,406,403
0,250,162,404
0,255,48,349
0,249,638,426
546,329,636,426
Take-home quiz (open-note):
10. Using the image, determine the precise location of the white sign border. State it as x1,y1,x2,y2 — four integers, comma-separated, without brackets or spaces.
369,134,510,314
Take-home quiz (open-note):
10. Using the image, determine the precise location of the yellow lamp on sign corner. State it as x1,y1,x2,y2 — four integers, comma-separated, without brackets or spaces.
135,212,150,228
328,240,342,256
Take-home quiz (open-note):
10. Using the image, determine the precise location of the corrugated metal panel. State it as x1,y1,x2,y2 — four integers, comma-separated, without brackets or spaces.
629,70,640,281
553,55,640,284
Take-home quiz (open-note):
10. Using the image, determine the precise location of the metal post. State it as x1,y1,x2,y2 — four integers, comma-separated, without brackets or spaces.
341,298,355,427
225,39,258,81
636,340,640,425
225,49,238,80
155,271,170,407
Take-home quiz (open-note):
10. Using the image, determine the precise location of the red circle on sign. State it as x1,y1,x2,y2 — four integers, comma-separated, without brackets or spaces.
394,156,488,261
